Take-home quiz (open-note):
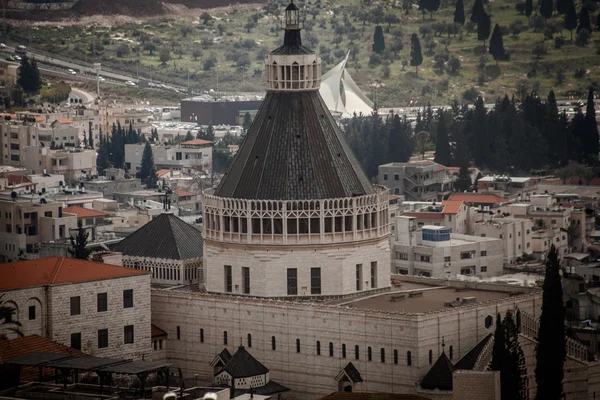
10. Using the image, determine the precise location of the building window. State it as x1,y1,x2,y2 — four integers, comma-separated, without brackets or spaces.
97,293,108,312
481,251,487,256
311,268,321,295
224,265,232,292
342,344,346,358
485,315,494,328
224,331,228,345
368,346,372,361
355,264,362,291
316,340,321,355
242,267,250,294
200,328,204,343
419,255,431,262
444,256,451,262
460,267,472,275
394,174,399,181
124,325,134,344
296,338,301,353
247,333,252,348
329,342,334,357
449,345,453,360
272,336,276,350
429,349,433,365
371,262,378,288
460,252,473,259
28,305,35,320
70,296,81,316
397,252,408,260
287,268,297,295
407,351,412,366
71,333,81,350
481,266,487,272
381,348,385,363
383,174,388,180
98,329,108,348
394,350,398,364
123,289,133,308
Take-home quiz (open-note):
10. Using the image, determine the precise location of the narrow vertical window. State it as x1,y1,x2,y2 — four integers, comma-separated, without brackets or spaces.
272,336,276,350
356,264,363,291
407,351,412,366
329,342,334,357
371,262,378,288
368,346,372,361
342,344,346,358
429,349,433,365
123,289,133,308
311,267,321,294
380,348,385,363
316,341,321,355
287,268,298,295
296,338,301,353
224,265,232,292
394,349,398,364
200,328,204,343
224,331,228,345
449,345,453,360
247,333,252,348
176,326,180,340
242,267,250,294
355,345,360,360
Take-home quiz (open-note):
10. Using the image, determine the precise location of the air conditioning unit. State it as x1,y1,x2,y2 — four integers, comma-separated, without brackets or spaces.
471,253,476,258
444,262,451,268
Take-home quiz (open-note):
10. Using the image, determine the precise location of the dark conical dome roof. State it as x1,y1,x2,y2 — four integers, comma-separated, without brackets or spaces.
214,91,374,200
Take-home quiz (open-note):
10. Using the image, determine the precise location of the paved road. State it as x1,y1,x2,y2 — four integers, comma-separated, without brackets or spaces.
69,87,96,104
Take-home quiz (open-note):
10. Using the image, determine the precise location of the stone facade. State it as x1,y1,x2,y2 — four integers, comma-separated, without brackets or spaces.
451,370,500,400
122,255,203,285
151,277,541,399
0,273,152,360
470,218,533,266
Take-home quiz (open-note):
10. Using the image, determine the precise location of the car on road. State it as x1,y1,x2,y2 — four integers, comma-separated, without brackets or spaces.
98,76,106,82
5,56,14,61
125,81,136,87
69,71,77,75
0,43,6,48
15,45,26,55
13,55,21,61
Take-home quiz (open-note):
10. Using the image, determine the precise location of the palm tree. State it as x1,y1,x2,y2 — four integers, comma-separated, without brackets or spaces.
0,294,23,340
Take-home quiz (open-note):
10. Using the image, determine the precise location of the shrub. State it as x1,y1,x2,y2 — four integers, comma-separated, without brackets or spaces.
574,67,586,78
383,64,391,78
554,37,565,49
116,43,130,58
532,41,547,58
576,29,590,47
369,53,382,66
463,87,479,101
448,56,461,73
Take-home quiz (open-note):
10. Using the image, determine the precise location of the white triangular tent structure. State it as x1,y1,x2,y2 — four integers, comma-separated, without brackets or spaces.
319,51,374,118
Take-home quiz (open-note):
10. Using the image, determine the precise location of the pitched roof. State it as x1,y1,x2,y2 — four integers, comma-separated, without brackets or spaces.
420,352,455,391
53,118,73,124
454,333,493,370
0,256,148,291
211,348,233,368
63,206,108,218
441,200,464,214
151,324,168,338
449,193,507,205
217,346,269,379
334,362,363,383
181,139,213,146
270,29,313,55
319,393,432,400
156,169,170,178
174,189,196,198
7,175,32,186
215,91,374,200
113,213,203,260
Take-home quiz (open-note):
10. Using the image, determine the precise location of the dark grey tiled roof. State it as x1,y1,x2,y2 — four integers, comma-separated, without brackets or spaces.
454,333,493,370
217,346,269,379
420,352,455,391
113,213,203,260
215,91,374,200
271,30,314,55
340,362,363,383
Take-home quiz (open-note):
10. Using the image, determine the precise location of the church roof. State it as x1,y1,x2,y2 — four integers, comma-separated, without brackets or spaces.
270,30,313,55
420,352,455,391
216,346,269,379
113,213,203,260
454,333,493,370
335,362,363,383
214,91,374,200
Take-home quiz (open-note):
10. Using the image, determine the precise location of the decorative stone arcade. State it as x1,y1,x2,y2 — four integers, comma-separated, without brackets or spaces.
202,1,391,299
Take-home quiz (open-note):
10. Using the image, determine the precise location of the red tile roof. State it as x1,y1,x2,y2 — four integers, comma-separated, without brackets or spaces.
63,206,108,218
7,175,32,186
151,324,168,338
441,200,463,214
0,256,149,291
449,193,507,205
174,189,196,198
181,139,213,146
434,166,446,172
0,335,84,381
53,118,72,124
388,195,401,201
156,169,170,178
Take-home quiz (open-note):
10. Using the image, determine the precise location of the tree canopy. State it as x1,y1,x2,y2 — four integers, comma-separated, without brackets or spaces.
69,220,92,260
477,12,491,45
139,141,158,189
454,0,465,25
470,0,485,23
489,24,505,64
17,56,42,95
372,25,385,54
410,34,423,76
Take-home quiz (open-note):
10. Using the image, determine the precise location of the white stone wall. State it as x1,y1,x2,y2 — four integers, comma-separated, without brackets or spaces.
0,286,47,337
151,287,541,399
204,237,390,297
471,219,533,265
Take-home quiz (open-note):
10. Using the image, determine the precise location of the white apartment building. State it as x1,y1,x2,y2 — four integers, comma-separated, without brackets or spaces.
378,161,455,201
392,216,503,278
398,200,469,234
0,121,39,166
470,217,534,266
0,256,151,360
23,147,97,181
125,139,213,176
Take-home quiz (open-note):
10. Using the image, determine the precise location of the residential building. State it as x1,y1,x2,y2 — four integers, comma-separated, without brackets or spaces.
174,188,201,212
392,217,503,278
0,256,151,360
531,226,569,259
151,324,168,362
23,147,97,181
26,173,65,192
38,121,80,148
448,193,507,208
0,120,39,166
0,61,18,85
398,200,469,234
125,139,213,176
378,161,454,201
477,176,538,198
63,205,109,241
470,217,534,266
113,213,203,285
1,174,36,194
0,197,77,261
85,169,143,200
99,106,153,135
113,189,178,209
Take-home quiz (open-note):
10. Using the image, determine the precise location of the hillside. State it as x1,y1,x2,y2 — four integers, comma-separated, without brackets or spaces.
10,0,600,105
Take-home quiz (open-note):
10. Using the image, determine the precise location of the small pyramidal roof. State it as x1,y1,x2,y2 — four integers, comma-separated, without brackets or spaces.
215,346,269,379
420,352,455,391
113,213,203,260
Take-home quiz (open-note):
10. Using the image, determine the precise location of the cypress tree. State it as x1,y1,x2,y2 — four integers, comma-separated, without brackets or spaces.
477,12,491,45
565,1,578,40
557,0,569,14
470,0,484,23
578,6,592,34
525,0,533,17
96,129,109,173
596,12,600,31
489,24,505,65
504,311,527,400
584,88,599,163
388,114,413,162
540,0,553,20
434,111,451,166
410,34,423,77
68,220,92,260
139,141,157,188
372,26,385,53
491,313,512,400
242,112,252,136
534,245,566,400
454,0,465,25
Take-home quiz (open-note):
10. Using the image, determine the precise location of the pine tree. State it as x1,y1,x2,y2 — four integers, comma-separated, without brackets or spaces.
372,25,385,53
565,1,578,40
388,114,413,162
419,0,440,20
557,0,570,14
454,0,465,25
185,130,194,141
242,112,252,136
434,111,451,166
470,0,485,23
454,162,472,191
139,141,157,188
489,24,505,65
68,220,92,260
410,34,423,77
535,245,566,400
540,0,553,20
525,0,533,17
504,311,527,400
578,6,592,34
477,12,491,45
584,88,599,164
491,313,512,400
